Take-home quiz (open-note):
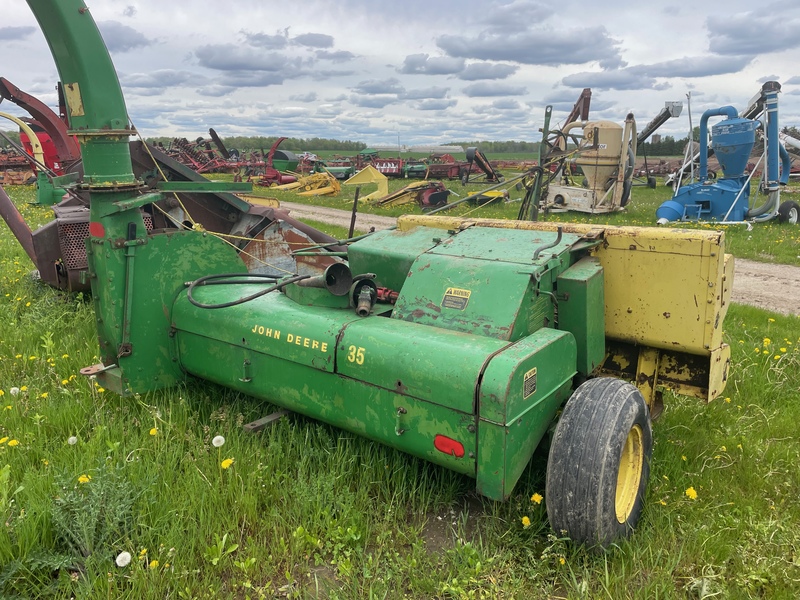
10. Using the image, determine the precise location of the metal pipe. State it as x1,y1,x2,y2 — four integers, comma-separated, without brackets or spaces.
721,153,762,222
763,84,781,191
426,170,528,216
698,106,738,181
0,185,37,267
533,226,563,260
348,186,360,238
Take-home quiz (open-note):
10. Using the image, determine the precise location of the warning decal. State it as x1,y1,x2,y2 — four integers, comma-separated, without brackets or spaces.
442,287,471,310
523,367,537,398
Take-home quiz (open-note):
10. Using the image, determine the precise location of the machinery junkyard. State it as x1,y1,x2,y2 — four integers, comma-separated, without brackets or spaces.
1,1,799,598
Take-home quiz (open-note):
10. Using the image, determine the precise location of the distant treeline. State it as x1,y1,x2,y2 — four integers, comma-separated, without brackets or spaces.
0,130,21,146
146,135,367,153
143,135,541,155
446,140,539,153
638,135,694,157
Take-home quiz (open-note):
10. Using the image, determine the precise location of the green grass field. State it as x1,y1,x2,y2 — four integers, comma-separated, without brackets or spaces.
1,180,799,599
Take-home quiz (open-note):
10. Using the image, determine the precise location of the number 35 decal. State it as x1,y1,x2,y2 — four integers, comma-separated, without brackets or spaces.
347,345,365,365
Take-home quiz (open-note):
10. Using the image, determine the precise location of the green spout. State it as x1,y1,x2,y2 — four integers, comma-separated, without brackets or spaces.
26,0,135,187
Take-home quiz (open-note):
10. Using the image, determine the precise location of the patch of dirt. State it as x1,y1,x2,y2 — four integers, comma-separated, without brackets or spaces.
419,495,485,553
280,201,396,233
280,202,800,316
731,259,800,316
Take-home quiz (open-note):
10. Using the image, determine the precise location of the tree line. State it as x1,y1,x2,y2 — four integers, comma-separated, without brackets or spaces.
146,135,367,153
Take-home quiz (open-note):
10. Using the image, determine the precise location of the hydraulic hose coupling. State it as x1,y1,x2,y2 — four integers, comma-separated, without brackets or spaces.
356,286,375,317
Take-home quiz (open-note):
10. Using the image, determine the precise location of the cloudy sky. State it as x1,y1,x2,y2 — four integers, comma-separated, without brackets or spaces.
3,0,800,147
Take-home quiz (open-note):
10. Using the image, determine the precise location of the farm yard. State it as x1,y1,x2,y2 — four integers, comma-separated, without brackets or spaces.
2,179,800,599
3,0,800,596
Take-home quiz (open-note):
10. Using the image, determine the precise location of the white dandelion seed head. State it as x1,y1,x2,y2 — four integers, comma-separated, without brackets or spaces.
9,387,20,396
67,436,78,445
212,435,225,448
115,551,132,567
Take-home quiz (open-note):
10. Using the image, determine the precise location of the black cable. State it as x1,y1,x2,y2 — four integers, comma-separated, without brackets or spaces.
186,273,310,309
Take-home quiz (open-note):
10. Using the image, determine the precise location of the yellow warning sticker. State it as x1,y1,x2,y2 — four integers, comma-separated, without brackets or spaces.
442,287,471,310
523,367,537,398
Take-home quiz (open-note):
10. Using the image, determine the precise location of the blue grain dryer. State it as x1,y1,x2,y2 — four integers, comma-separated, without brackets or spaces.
656,81,790,223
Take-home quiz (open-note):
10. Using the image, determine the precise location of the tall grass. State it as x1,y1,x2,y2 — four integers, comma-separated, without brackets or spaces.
1,183,799,598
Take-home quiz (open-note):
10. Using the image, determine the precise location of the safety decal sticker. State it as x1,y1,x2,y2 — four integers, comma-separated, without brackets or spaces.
523,367,537,399
442,287,471,310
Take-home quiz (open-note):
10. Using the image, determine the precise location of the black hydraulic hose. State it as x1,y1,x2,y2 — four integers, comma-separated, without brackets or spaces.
186,273,310,309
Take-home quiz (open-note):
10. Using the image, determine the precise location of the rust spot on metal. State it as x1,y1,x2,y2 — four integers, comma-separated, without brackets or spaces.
663,312,671,318
411,309,425,318
394,380,408,394
426,302,442,313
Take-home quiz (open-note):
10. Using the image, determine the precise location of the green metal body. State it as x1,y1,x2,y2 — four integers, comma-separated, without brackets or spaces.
171,226,601,499
26,0,609,501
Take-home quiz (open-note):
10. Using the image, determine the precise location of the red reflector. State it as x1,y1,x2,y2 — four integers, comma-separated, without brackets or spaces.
434,435,465,458
89,221,105,238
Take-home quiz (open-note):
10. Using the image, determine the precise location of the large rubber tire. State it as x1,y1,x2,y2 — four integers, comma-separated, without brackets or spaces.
778,201,800,224
546,378,652,547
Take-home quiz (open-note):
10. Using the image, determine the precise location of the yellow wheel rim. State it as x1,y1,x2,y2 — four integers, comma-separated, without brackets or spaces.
615,424,644,523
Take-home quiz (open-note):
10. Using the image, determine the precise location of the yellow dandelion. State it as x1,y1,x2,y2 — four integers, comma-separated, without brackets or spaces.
768,318,775,323
763,337,771,347
61,379,69,386
521,516,531,528
42,459,49,466
0,390,3,396
681,455,687,461
724,397,731,403
149,427,157,436
20,386,27,391
559,557,566,565
659,500,667,506
28,355,36,360
774,355,781,360
780,347,787,352
139,548,148,558
78,474,91,484
149,560,159,569
3,406,10,411
737,444,742,450
221,458,234,469
531,493,543,504
40,392,48,398
685,486,698,500
7,439,19,447
62,354,69,358
0,437,8,444
720,446,726,452
14,354,21,359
